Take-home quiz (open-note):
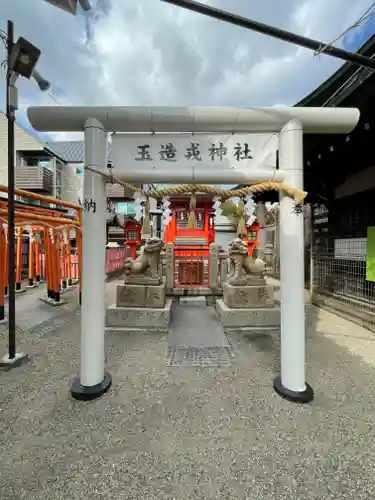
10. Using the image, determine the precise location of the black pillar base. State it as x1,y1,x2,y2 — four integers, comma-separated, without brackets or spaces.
68,278,73,286
48,289,54,299
79,291,81,305
28,278,34,287
61,280,67,289
4,287,7,296
70,372,112,401
15,283,21,291
55,291,60,303
36,275,41,283
0,305,4,321
273,376,314,404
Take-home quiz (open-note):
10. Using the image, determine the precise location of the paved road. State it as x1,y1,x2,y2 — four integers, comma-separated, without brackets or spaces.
0,281,375,499
2,285,79,334
167,298,232,367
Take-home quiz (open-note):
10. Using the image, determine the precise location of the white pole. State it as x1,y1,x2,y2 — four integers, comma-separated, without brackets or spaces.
273,119,314,403
70,117,112,401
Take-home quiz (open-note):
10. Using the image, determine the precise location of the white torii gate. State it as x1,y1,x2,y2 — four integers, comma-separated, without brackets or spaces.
27,106,359,403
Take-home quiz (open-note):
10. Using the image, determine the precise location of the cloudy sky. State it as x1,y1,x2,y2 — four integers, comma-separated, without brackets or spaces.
0,0,374,141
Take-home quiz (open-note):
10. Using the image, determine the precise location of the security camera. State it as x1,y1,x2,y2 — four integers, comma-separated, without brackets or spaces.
32,69,51,92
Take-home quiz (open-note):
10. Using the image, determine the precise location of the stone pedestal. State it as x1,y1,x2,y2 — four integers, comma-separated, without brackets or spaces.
106,279,171,332
106,300,172,331
216,300,280,331
217,278,280,332
223,281,274,308
116,282,166,308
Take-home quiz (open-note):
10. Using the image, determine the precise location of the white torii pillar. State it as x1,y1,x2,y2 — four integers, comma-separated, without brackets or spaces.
70,118,112,400
26,105,360,403
273,119,313,403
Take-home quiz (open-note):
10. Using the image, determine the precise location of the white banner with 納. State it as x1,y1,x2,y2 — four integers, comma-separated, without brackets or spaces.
111,133,277,171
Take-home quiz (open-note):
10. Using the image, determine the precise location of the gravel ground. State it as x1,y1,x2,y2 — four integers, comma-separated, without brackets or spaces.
0,281,375,499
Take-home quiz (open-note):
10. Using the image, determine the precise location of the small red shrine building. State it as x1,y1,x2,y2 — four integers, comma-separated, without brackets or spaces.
164,194,260,254
163,194,260,288
163,195,215,251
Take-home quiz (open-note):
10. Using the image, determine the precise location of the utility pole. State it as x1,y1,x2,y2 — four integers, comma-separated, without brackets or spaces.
161,0,375,70
6,20,17,361
1,22,49,368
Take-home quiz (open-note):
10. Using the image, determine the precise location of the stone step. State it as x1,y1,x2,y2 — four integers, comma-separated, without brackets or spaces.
179,297,207,306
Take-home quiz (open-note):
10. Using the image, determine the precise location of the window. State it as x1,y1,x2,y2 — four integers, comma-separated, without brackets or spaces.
22,197,41,206
127,231,137,241
38,160,54,171
117,202,136,216
334,238,366,261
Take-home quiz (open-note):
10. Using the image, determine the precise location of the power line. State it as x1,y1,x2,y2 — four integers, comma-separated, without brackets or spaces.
47,91,61,106
161,0,375,69
314,2,375,56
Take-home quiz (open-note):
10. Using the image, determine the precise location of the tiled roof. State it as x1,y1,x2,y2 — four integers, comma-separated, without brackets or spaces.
47,140,113,163
47,140,155,190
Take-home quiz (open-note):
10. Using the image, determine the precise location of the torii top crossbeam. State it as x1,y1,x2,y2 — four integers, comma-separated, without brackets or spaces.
27,106,359,134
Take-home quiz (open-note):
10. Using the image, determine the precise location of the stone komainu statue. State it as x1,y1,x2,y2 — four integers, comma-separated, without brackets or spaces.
124,237,164,280
227,238,266,286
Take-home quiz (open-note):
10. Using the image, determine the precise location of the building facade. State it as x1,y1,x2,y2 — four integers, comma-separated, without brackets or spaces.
294,34,375,329
48,140,161,242
0,118,153,243
0,112,66,205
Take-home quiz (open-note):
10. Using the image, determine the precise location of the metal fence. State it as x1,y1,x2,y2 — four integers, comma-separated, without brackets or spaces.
311,201,375,330
266,203,375,331
19,244,127,284
105,247,127,274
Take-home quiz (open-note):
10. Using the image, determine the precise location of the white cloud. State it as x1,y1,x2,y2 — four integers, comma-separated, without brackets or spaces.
0,0,373,140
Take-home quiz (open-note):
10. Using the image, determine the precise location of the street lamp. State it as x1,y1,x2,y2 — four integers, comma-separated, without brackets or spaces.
43,0,92,15
0,21,50,368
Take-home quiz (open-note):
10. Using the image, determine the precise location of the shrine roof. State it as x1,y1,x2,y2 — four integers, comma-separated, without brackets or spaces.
251,34,375,204
296,33,375,108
